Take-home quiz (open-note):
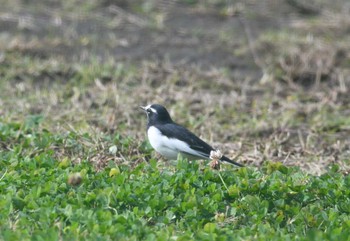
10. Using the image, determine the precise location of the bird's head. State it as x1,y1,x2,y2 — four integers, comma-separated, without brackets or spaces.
140,104,173,125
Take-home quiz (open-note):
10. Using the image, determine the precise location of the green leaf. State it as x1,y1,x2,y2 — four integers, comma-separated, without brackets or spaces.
203,222,217,233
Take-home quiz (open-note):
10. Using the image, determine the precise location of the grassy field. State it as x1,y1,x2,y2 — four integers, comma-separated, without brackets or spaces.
1,0,350,240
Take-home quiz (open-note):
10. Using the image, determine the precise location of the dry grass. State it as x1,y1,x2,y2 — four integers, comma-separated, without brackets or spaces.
0,0,349,175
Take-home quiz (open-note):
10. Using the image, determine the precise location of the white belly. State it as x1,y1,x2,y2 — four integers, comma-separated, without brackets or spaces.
147,126,203,160
147,126,180,159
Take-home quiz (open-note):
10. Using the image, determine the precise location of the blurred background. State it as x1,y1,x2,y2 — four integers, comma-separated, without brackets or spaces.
0,0,349,174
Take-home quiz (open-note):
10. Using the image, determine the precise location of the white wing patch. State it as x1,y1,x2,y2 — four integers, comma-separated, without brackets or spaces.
147,126,208,160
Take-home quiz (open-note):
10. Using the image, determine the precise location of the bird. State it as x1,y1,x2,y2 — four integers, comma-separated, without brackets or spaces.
140,104,243,167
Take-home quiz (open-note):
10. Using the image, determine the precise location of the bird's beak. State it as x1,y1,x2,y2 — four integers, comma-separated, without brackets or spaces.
140,106,147,111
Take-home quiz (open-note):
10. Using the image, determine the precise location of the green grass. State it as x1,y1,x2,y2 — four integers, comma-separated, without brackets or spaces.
1,0,350,240
1,119,350,240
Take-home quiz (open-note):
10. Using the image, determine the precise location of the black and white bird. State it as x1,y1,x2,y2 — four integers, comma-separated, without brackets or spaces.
140,104,243,167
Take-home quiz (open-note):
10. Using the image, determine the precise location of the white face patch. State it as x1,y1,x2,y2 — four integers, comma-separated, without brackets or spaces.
149,108,157,113
145,105,157,114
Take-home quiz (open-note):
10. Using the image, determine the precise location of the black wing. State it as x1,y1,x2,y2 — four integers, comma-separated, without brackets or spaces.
156,123,213,159
156,123,244,167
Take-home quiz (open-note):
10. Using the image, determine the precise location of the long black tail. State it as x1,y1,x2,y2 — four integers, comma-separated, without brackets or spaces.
221,155,244,167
